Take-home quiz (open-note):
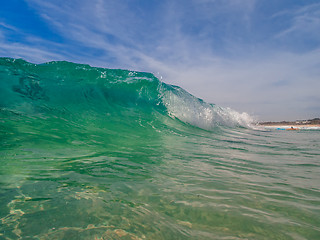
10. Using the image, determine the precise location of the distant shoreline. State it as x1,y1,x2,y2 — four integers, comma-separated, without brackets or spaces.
258,118,320,129
258,118,320,126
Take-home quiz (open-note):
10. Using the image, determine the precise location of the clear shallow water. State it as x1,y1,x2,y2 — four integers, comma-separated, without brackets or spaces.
1,58,319,239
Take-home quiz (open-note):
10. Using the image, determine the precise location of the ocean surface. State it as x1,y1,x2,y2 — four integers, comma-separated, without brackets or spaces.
1,58,319,240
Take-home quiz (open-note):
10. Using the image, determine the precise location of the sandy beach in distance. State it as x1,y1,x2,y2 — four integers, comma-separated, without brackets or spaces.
258,123,320,130
257,118,320,129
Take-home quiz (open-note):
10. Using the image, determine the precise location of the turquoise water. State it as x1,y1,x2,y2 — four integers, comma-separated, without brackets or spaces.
1,58,319,239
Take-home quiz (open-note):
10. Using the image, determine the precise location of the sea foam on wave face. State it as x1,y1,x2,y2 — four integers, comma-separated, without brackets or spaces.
161,86,255,130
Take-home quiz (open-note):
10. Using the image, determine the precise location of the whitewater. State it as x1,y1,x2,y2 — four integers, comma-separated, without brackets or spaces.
0,58,319,239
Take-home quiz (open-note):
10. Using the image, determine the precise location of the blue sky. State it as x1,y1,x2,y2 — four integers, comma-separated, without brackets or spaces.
1,0,320,121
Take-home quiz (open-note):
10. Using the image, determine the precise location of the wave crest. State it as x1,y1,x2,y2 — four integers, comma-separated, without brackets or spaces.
0,58,255,130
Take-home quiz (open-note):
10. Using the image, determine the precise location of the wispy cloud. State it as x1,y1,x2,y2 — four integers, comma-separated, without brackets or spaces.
273,3,320,46
0,25,65,62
